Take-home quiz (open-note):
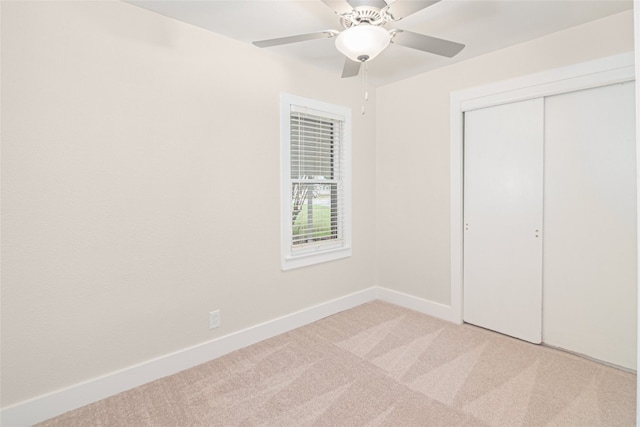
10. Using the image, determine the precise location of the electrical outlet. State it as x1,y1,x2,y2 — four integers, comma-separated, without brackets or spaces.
209,310,221,329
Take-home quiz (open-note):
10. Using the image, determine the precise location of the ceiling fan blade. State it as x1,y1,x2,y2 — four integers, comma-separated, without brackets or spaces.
348,0,388,8
384,1,440,20
321,0,354,15
391,30,464,57
341,58,362,78
253,31,337,48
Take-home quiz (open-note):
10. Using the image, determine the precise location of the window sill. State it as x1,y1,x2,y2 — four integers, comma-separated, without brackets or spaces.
282,246,352,271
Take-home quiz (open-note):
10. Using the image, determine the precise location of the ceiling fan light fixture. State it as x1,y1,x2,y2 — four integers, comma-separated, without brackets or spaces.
335,25,390,62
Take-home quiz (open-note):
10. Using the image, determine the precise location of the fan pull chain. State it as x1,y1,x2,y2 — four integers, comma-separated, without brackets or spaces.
361,61,369,115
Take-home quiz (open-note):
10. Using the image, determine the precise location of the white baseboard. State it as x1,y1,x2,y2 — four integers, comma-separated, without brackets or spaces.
1,286,452,426
375,286,454,322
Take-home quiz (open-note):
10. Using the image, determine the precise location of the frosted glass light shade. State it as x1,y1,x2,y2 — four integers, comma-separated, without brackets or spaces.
335,25,390,62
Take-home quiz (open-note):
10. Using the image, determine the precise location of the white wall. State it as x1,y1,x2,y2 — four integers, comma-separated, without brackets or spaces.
376,10,635,306
0,1,377,408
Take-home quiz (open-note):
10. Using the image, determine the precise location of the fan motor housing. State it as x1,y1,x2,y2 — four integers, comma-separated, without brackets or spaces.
340,6,385,28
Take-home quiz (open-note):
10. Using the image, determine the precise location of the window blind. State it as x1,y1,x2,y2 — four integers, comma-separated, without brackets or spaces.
290,110,344,249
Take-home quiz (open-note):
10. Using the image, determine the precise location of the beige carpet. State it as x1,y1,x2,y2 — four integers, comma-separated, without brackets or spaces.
37,301,636,426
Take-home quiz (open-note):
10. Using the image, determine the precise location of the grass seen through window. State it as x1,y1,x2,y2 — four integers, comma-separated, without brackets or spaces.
292,202,332,242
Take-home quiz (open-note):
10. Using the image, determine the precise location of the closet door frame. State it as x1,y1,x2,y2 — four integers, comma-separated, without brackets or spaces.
449,52,635,324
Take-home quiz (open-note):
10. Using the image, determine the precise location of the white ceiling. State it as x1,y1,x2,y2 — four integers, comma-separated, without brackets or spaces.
126,0,633,86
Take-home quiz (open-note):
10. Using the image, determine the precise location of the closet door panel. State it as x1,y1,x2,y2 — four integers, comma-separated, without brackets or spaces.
463,98,544,343
543,81,637,369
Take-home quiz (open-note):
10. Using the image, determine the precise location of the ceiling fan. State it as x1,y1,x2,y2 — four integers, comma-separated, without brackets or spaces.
252,0,465,78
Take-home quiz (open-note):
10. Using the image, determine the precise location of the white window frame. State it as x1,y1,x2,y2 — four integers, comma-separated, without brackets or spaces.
280,93,352,270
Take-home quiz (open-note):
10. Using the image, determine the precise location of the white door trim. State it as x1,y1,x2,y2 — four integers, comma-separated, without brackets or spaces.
450,52,635,324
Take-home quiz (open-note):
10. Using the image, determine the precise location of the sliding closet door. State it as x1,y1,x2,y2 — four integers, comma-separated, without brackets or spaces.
543,81,637,369
463,98,544,343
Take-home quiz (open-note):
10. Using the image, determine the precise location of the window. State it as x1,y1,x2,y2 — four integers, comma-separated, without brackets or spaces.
281,94,351,270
